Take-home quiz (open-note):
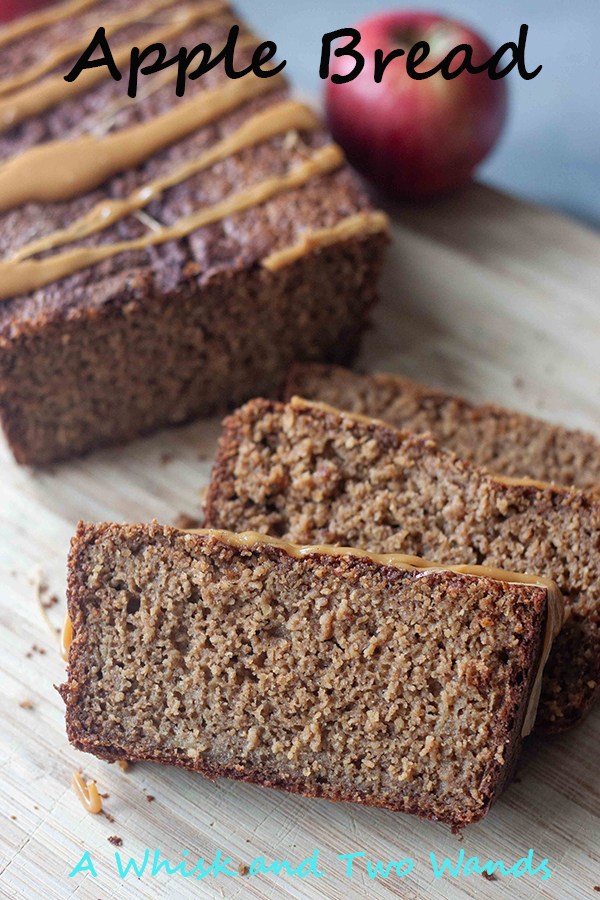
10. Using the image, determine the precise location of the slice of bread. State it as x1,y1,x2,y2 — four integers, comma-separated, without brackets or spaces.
284,364,600,493
204,397,600,732
60,522,559,830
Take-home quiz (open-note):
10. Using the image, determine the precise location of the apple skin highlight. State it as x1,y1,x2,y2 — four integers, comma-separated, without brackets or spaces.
325,12,508,198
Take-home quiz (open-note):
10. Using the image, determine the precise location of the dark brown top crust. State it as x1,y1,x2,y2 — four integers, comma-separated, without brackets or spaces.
0,0,378,334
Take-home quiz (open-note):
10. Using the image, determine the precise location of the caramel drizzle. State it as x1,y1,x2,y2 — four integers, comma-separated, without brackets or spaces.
0,2,383,299
0,143,343,299
0,0,229,133
14,100,318,261
262,211,389,271
290,395,392,428
0,0,209,98
491,473,567,493
0,70,284,212
60,613,73,662
183,526,560,589
72,772,102,814
0,0,100,48
86,20,255,135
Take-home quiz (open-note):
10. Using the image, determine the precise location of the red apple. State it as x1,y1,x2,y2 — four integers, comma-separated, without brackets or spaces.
325,11,508,198
0,0,51,21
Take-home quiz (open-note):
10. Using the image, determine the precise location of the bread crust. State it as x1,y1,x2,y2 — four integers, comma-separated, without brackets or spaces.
0,236,385,464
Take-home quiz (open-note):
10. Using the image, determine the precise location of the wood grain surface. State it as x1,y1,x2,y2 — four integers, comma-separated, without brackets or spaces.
1,183,599,900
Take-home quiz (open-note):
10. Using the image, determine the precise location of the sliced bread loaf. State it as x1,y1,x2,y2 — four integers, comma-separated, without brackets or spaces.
61,522,560,829
204,397,600,732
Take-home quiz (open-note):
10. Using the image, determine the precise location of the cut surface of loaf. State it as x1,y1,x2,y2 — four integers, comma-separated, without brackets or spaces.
284,364,600,493
61,522,554,829
204,397,600,732
0,1,387,464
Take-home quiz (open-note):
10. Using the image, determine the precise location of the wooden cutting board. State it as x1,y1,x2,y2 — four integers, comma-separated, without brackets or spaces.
1,183,599,900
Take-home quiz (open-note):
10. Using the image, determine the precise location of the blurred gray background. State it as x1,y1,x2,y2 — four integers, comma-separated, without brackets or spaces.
236,0,600,228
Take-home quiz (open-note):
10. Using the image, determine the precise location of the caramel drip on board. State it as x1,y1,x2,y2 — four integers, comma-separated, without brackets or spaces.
183,526,563,737
0,70,284,212
14,100,320,261
0,144,343,299
72,772,102,814
0,0,228,133
262,212,389,271
0,0,100,48
0,0,208,99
